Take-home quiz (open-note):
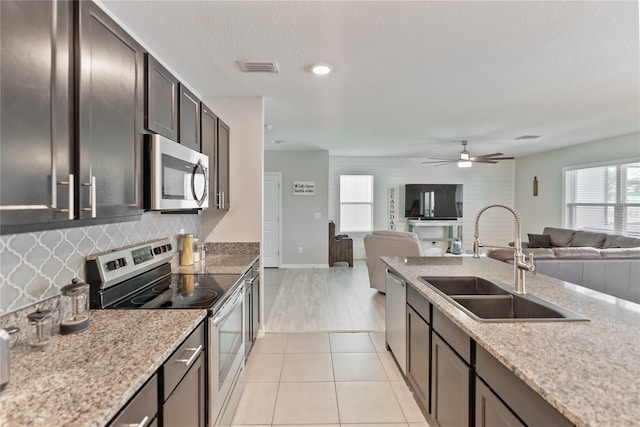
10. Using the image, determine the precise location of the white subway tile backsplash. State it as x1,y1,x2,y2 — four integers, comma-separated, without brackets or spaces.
0,212,200,315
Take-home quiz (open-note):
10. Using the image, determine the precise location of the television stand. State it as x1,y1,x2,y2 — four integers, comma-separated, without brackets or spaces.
406,219,463,254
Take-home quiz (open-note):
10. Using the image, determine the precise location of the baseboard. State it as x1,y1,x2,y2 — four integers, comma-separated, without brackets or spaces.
279,264,330,268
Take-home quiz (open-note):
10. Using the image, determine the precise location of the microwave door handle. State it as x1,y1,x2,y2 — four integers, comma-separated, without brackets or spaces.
191,160,207,207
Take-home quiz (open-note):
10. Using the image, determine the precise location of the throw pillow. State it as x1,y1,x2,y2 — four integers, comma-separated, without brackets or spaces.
527,234,551,248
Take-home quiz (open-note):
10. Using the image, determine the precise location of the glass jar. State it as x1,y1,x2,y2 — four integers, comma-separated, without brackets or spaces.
193,237,201,262
180,233,194,266
27,309,52,349
60,278,91,334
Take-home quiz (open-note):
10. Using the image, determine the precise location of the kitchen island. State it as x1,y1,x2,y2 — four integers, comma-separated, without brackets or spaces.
0,309,206,427
382,256,640,427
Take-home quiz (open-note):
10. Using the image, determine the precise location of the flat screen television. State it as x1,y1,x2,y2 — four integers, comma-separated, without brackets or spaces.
405,184,463,219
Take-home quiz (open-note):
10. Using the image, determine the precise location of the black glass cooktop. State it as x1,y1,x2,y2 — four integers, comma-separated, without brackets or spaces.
109,273,241,309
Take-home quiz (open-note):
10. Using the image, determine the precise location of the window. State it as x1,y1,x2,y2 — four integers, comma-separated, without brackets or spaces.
339,175,373,232
564,160,640,237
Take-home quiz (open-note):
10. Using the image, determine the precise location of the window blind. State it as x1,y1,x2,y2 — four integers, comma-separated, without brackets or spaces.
339,175,373,232
564,161,640,236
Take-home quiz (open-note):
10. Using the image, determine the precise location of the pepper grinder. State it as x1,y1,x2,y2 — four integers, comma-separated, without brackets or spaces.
60,278,91,335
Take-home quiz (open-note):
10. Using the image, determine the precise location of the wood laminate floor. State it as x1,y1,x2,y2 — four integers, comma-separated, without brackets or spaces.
264,260,385,332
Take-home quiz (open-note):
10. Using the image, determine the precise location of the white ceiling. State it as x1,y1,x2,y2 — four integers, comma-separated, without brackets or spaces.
100,1,639,159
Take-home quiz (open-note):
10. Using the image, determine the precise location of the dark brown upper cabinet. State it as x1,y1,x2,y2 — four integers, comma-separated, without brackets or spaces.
216,118,230,210
76,1,144,220
201,103,218,207
0,0,74,233
179,84,201,152
145,54,179,141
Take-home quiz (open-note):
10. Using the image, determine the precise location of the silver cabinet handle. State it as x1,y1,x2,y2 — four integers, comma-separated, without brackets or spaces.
57,173,74,220
176,344,202,366
119,416,150,427
217,191,225,209
81,175,96,217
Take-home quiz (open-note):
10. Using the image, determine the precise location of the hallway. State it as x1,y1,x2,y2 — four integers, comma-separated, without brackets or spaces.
230,262,430,427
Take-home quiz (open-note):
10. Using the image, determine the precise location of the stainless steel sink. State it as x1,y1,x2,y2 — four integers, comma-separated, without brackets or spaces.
419,276,510,296
419,276,589,322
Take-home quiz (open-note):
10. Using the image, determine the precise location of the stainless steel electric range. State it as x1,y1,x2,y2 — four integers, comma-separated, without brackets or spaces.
86,238,247,427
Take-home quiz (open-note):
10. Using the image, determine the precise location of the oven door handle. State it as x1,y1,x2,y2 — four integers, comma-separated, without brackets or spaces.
213,287,244,326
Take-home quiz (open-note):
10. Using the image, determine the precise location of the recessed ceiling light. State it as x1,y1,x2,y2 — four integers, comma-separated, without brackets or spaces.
272,140,286,144
311,63,332,75
515,135,541,140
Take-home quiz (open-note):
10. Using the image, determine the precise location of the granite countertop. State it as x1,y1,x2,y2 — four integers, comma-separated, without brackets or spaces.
173,253,259,275
0,309,207,427
382,256,640,427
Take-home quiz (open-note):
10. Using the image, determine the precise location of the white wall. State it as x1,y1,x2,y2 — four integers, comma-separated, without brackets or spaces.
265,150,329,266
515,132,640,236
329,157,516,258
200,96,264,243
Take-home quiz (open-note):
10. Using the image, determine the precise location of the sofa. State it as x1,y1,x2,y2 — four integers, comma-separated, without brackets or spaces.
364,230,424,292
487,227,640,303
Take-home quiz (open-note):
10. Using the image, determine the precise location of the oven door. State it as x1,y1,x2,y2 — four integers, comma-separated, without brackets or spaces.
148,134,209,210
210,283,245,426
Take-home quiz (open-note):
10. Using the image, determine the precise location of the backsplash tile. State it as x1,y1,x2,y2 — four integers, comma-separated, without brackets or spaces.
0,212,200,314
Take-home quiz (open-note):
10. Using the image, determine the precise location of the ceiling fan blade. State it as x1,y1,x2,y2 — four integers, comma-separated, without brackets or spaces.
421,160,456,164
472,153,504,158
471,159,498,164
424,157,458,161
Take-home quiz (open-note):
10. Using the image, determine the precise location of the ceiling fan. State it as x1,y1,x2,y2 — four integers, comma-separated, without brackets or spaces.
421,140,514,167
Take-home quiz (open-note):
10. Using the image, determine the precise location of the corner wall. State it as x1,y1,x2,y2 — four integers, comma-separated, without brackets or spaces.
514,132,640,235
200,96,264,243
265,150,329,266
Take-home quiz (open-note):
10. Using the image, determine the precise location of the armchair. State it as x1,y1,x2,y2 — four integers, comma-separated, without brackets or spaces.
364,230,424,292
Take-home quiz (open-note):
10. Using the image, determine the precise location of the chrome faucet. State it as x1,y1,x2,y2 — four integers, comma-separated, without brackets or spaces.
472,204,535,294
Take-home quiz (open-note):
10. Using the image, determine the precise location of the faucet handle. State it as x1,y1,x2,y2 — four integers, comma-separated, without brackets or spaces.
527,252,536,271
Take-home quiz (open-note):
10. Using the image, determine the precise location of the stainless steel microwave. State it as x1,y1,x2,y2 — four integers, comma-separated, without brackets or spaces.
146,134,209,210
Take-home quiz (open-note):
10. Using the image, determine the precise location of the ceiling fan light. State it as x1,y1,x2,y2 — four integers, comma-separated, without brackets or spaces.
459,151,470,161
458,160,472,168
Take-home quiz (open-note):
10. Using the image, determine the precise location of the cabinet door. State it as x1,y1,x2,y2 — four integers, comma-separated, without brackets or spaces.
163,352,206,427
385,270,407,374
475,378,524,427
145,54,179,141
407,306,430,414
77,1,144,219
201,104,218,207
431,334,470,427
179,84,201,152
216,118,230,210
0,0,73,232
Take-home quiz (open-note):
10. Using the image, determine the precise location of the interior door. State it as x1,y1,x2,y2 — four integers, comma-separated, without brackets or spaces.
263,173,282,267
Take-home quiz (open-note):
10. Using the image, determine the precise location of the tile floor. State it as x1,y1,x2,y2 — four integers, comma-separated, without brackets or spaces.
231,331,430,427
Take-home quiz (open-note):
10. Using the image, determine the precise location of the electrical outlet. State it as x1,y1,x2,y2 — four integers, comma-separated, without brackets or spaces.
298,246,303,254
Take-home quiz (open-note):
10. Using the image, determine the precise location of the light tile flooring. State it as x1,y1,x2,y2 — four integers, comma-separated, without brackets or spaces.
231,261,431,427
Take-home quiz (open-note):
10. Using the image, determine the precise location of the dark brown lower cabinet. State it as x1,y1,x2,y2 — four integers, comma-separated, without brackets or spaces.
108,374,158,427
163,352,206,427
475,378,524,427
407,303,430,414
431,333,470,427
162,322,206,427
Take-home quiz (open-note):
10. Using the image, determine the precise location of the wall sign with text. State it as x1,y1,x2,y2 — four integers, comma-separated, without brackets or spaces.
388,186,399,230
293,181,315,195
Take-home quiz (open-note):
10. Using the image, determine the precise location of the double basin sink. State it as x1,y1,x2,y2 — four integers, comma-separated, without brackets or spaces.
418,276,589,322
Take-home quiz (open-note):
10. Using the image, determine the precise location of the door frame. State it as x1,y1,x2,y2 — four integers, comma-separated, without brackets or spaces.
263,172,282,267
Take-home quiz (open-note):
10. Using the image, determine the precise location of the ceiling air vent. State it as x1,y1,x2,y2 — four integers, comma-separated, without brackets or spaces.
515,135,542,140
238,61,279,73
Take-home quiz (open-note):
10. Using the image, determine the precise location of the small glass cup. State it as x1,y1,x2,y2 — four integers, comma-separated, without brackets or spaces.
27,309,53,349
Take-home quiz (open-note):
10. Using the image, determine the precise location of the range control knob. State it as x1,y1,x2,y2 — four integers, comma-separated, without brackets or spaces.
153,247,161,255
166,243,172,251
119,257,127,267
